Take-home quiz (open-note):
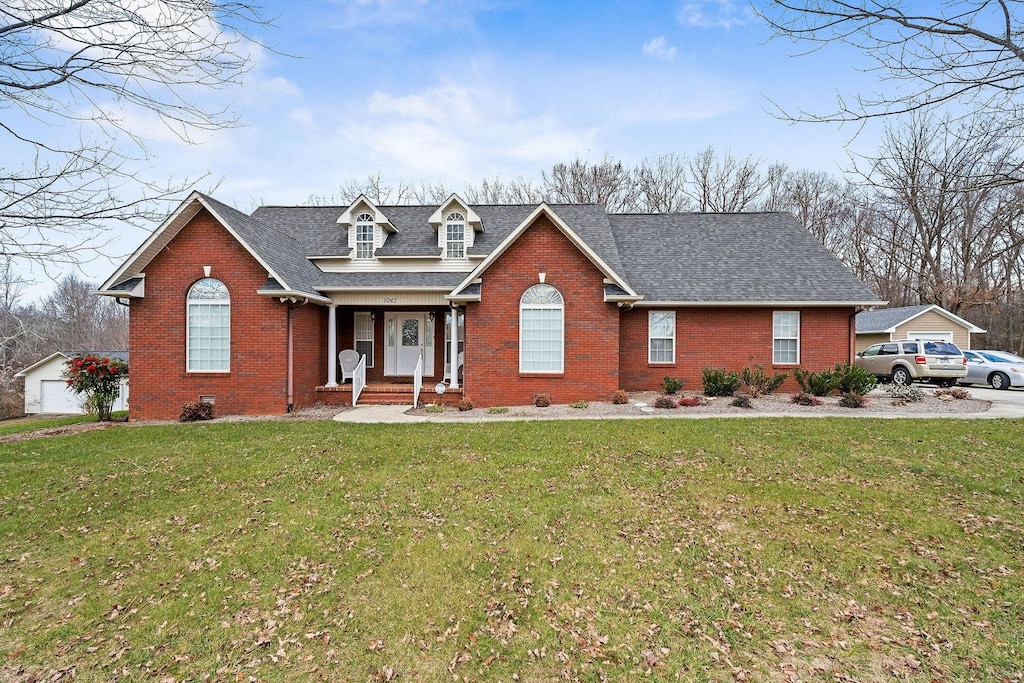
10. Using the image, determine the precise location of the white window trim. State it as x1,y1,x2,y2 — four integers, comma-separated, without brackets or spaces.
648,310,676,364
355,213,375,259
772,310,800,365
445,212,466,259
354,311,374,368
186,278,230,373
519,284,564,374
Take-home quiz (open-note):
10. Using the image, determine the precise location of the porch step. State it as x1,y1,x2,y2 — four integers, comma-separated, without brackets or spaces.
315,382,463,406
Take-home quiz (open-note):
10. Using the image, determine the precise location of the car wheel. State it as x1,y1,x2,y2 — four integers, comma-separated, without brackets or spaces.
990,372,1010,390
937,379,957,388
891,366,912,386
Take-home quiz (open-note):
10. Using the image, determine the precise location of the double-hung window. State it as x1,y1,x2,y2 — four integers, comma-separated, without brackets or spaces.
187,278,230,372
648,311,675,364
354,212,375,259
446,212,466,258
354,312,374,368
520,284,564,373
772,311,800,364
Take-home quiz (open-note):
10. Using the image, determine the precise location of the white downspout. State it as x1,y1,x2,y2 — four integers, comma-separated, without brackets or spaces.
448,305,460,389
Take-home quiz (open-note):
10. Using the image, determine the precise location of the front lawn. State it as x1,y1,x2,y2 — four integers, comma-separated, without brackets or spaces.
1,418,1021,681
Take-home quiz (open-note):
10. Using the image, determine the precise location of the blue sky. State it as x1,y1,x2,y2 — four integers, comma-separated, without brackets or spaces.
17,0,885,299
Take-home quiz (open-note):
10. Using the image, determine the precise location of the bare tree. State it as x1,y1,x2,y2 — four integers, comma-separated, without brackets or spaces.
628,154,692,213
760,1,1024,125
685,147,773,212
1,0,268,268
541,156,632,210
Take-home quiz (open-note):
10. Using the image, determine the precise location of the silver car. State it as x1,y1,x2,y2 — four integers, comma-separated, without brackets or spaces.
960,350,1024,390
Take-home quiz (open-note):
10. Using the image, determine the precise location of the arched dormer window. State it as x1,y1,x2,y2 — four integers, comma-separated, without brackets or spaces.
445,211,466,258
519,284,564,373
354,212,375,259
187,278,230,372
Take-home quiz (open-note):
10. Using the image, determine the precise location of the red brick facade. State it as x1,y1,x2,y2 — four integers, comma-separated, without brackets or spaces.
129,209,320,420
618,306,855,393
464,215,621,407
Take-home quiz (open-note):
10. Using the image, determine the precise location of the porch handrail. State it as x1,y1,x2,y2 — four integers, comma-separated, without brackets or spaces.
352,355,366,406
412,354,423,408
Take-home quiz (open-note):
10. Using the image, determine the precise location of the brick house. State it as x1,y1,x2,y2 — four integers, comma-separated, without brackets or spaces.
96,191,884,420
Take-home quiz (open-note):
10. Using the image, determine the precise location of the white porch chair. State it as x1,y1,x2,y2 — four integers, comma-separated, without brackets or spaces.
339,349,360,384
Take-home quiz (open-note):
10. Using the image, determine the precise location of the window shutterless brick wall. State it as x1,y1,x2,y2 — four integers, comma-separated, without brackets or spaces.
618,306,856,392
128,209,300,420
464,215,621,407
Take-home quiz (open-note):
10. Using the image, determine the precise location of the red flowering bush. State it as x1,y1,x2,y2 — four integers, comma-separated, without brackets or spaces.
63,354,128,421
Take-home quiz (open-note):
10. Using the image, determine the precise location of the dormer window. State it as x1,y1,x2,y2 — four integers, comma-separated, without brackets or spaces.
446,212,466,258
355,212,375,259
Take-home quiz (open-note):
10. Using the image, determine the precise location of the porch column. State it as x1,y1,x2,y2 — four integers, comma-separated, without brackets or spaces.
326,304,338,387
449,306,460,389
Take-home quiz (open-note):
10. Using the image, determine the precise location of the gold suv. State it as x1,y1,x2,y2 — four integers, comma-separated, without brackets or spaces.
855,340,967,387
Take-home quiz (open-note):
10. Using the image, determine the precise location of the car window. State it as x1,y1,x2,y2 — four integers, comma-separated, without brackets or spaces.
861,345,880,357
981,351,1024,363
963,351,981,361
879,344,899,356
902,342,919,354
923,341,961,356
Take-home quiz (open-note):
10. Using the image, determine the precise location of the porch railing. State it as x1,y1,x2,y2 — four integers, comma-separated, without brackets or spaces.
412,354,423,408
352,355,366,406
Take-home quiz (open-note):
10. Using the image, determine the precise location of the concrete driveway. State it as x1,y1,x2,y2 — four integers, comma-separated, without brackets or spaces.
958,384,1024,417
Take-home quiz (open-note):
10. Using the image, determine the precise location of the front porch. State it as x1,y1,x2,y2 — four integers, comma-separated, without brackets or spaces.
316,380,464,406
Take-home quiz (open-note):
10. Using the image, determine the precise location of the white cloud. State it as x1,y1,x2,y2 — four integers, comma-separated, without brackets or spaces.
677,0,753,29
642,36,677,61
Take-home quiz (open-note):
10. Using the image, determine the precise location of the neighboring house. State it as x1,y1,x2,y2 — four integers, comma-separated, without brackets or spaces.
855,305,985,353
15,351,129,415
95,191,884,420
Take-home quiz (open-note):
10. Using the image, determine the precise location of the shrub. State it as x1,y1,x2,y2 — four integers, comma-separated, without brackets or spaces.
835,363,878,395
569,400,588,409
702,367,741,397
63,354,128,422
611,389,630,405
660,376,684,395
180,401,214,422
486,406,509,414
790,391,821,406
793,367,840,396
534,393,551,408
457,399,474,412
838,392,867,408
740,365,788,397
424,404,444,413
731,394,753,409
653,395,677,409
676,396,704,407
882,382,925,402
934,387,971,400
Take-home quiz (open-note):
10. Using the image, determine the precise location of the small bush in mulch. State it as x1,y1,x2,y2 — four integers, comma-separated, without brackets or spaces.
702,367,741,397
934,387,971,400
570,400,588,409
790,391,821,406
740,365,787,397
534,393,551,408
424,404,444,413
882,382,925,402
653,395,677,409
180,401,215,422
457,399,474,412
676,396,704,408
660,376,684,395
838,392,867,409
487,406,509,414
611,389,630,405
731,394,753,409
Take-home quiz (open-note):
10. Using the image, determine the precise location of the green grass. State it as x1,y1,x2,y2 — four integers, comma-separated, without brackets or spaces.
0,411,127,436
1,418,1022,681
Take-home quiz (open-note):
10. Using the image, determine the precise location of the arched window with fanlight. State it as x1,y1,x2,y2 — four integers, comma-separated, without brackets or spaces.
519,284,564,373
187,278,230,372
354,212,376,259
445,211,466,258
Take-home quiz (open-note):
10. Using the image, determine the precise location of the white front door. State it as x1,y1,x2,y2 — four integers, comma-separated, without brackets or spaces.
397,315,423,375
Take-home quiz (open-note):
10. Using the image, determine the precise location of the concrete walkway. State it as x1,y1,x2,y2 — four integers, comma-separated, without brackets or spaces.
333,387,1024,424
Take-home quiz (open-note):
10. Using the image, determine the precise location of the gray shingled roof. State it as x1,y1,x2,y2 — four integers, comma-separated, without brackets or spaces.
317,271,466,289
61,350,129,362
855,305,935,332
609,212,881,303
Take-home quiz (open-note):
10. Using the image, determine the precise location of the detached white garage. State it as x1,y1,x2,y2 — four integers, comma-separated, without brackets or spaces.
15,351,128,415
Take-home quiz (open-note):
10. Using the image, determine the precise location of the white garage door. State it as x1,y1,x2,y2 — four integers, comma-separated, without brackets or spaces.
906,331,953,342
40,380,86,414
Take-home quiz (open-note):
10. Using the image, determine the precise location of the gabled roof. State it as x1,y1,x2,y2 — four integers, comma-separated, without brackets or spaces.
856,304,986,333
610,212,884,305
97,192,329,304
15,351,128,377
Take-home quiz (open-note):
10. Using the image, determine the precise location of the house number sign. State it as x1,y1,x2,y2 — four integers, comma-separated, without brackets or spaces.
383,297,399,304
